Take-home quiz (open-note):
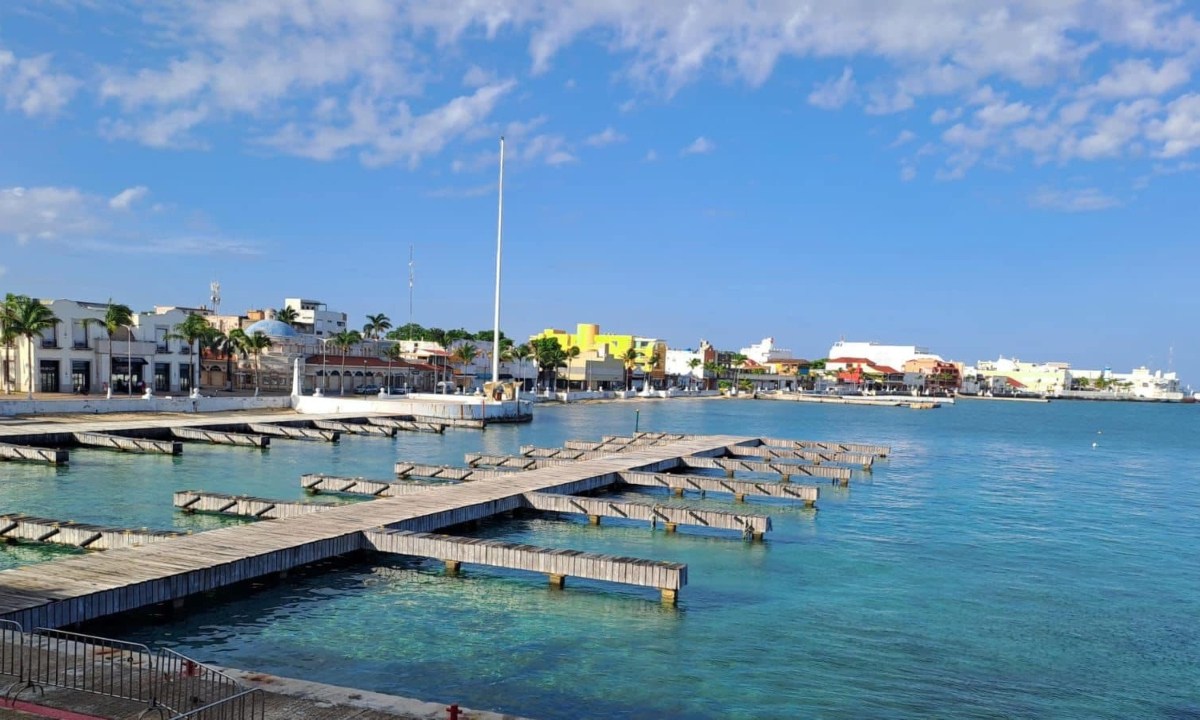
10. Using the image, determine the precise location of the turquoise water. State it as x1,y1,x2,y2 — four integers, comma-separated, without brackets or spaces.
4,400,1200,718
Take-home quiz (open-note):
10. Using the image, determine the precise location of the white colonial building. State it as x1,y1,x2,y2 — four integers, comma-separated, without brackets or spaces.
740,337,793,365
3,300,202,395
827,340,942,370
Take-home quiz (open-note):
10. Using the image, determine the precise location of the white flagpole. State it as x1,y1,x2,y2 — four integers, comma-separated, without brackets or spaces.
491,137,505,389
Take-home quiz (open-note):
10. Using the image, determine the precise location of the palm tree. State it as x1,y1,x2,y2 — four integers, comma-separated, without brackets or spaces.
450,342,479,392
703,361,722,391
208,328,238,391
82,300,134,395
239,331,272,394
562,345,580,392
364,313,392,341
508,343,533,391
531,337,566,394
4,295,59,399
730,352,748,394
171,313,212,393
0,295,14,394
275,306,299,326
621,347,641,391
331,329,362,395
382,343,404,392
687,357,702,390
642,351,662,392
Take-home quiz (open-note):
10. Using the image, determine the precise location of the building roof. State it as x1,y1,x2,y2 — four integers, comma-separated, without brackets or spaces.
244,319,299,338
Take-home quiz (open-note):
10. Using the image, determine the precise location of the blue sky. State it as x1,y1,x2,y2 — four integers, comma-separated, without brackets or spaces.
2,1,1199,381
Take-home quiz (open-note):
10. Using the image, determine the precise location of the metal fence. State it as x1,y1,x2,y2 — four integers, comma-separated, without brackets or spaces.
168,688,265,720
0,622,260,719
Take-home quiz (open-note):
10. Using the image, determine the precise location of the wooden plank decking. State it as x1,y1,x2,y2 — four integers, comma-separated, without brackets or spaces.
310,420,396,438
72,432,182,455
0,514,182,550
0,443,67,465
0,436,748,627
246,423,340,442
170,427,269,448
174,491,340,520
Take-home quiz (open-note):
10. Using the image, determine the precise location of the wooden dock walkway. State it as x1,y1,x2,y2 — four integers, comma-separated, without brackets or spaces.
560,438,874,467
523,492,771,538
674,456,853,483
72,432,181,455
311,420,396,438
366,417,446,434
393,463,500,482
604,432,891,458
301,474,456,497
0,514,182,550
617,470,819,504
0,432,877,627
246,423,340,442
0,442,67,465
362,529,687,600
170,427,269,448
174,491,339,520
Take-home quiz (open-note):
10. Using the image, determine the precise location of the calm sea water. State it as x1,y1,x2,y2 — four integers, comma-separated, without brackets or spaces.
3,399,1199,719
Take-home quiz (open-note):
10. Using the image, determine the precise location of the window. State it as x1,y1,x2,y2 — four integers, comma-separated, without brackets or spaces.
155,363,170,392
156,327,169,353
41,326,58,349
71,320,89,349
39,360,60,393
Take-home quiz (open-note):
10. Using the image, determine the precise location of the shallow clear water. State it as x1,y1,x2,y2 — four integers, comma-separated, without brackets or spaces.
4,400,1200,718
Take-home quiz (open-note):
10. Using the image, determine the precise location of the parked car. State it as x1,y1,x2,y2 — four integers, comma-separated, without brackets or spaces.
354,384,381,395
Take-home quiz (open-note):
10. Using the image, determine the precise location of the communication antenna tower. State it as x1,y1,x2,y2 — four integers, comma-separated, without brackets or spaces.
209,281,221,316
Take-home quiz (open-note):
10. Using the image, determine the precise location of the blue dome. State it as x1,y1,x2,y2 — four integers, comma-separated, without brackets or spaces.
243,319,299,338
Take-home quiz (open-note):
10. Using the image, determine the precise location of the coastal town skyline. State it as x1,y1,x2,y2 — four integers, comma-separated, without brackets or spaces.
3,2,1199,379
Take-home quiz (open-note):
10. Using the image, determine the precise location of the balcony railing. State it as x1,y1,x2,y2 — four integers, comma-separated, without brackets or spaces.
41,340,58,349
73,341,90,349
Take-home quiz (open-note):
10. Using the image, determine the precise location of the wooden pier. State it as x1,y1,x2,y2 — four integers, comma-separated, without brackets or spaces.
0,514,182,550
617,470,819,504
174,491,338,520
362,529,686,602
673,456,853,483
394,463,506,482
170,427,270,448
301,473,464,497
0,442,68,465
0,432,880,628
72,432,182,455
523,492,771,538
246,423,340,442
367,417,446,434
533,441,873,468
310,420,396,438
603,432,891,458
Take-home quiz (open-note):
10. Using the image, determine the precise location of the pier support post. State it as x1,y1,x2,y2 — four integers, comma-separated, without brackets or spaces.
664,522,678,534
733,493,745,503
751,532,765,542
779,473,791,483
171,598,186,611
804,499,816,509
671,487,685,497
588,514,601,526
724,469,735,478
548,573,566,589
445,560,461,574
660,588,677,606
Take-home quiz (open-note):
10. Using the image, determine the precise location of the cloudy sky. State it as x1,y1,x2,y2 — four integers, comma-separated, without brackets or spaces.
2,1,1199,378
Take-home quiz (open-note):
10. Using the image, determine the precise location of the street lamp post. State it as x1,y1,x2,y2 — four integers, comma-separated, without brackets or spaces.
125,324,134,397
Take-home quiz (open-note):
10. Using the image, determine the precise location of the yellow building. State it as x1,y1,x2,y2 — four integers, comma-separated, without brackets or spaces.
530,323,667,382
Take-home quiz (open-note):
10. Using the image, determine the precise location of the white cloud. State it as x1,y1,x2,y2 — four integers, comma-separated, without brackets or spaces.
682,136,715,155
1067,98,1159,160
900,164,917,181
585,126,627,147
462,65,496,88
1147,93,1200,157
109,186,150,210
425,183,496,198
545,150,578,166
618,99,637,113
0,186,93,244
0,264,6,278
1030,187,1121,212
0,50,80,117
644,149,658,162
0,183,259,255
808,67,855,110
930,107,962,124
1087,57,1190,99
890,130,917,148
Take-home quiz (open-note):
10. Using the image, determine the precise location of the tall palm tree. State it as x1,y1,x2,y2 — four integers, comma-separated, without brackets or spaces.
0,294,18,394
703,360,722,391
508,343,533,391
364,313,392,341
4,295,59,399
687,357,702,390
331,329,362,395
82,299,134,394
239,331,272,394
275,306,299,326
382,343,404,392
450,342,479,391
171,313,212,393
730,352,748,394
620,347,641,391
562,345,581,392
207,328,238,391
643,351,662,392
531,337,566,393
